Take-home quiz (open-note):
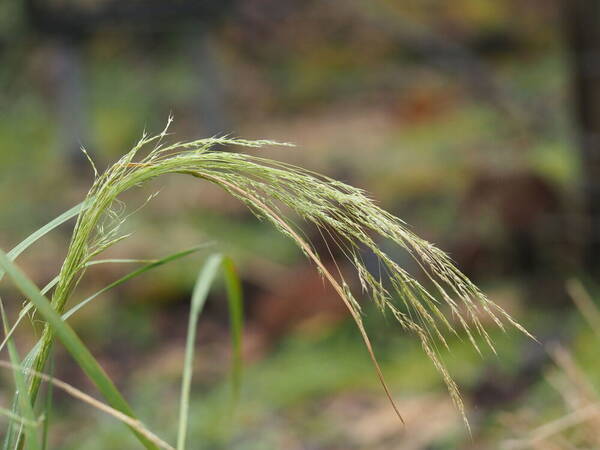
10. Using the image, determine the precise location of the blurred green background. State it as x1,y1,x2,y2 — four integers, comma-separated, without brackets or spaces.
2,0,600,448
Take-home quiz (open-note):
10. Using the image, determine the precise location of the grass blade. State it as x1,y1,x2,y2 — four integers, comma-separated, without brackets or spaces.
221,257,244,404
63,245,208,321
2,203,84,281
0,361,174,450
176,254,223,450
0,250,158,450
0,305,40,450
0,278,59,355
40,355,54,450
0,408,38,429
0,360,175,450
0,203,84,448
1,246,206,355
1,247,205,448
176,255,245,450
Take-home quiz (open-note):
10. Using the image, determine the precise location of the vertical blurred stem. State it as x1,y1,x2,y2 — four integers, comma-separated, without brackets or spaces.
563,0,600,273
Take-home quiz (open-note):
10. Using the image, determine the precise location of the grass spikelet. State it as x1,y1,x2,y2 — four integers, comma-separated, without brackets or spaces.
22,126,531,428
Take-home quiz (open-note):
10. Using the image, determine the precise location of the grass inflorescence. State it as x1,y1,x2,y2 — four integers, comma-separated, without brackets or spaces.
1,122,531,447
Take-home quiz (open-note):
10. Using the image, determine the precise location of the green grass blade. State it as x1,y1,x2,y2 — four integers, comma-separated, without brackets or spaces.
2,384,18,450
3,246,205,357
0,250,159,450
177,254,223,450
84,259,161,266
221,257,244,404
0,278,60,355
40,355,54,450
0,305,40,450
2,203,84,281
1,203,84,448
176,255,245,450
0,407,38,429
63,246,207,321
3,246,206,448
0,361,174,450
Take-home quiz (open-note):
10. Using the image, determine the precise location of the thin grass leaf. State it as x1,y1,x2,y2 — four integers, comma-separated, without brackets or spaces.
2,246,206,447
40,355,54,450
0,305,40,450
1,202,84,448
0,251,158,450
1,246,206,355
0,361,174,450
0,278,60,355
0,407,39,429
2,203,84,281
221,256,244,404
63,245,209,321
84,259,161,266
177,254,223,450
